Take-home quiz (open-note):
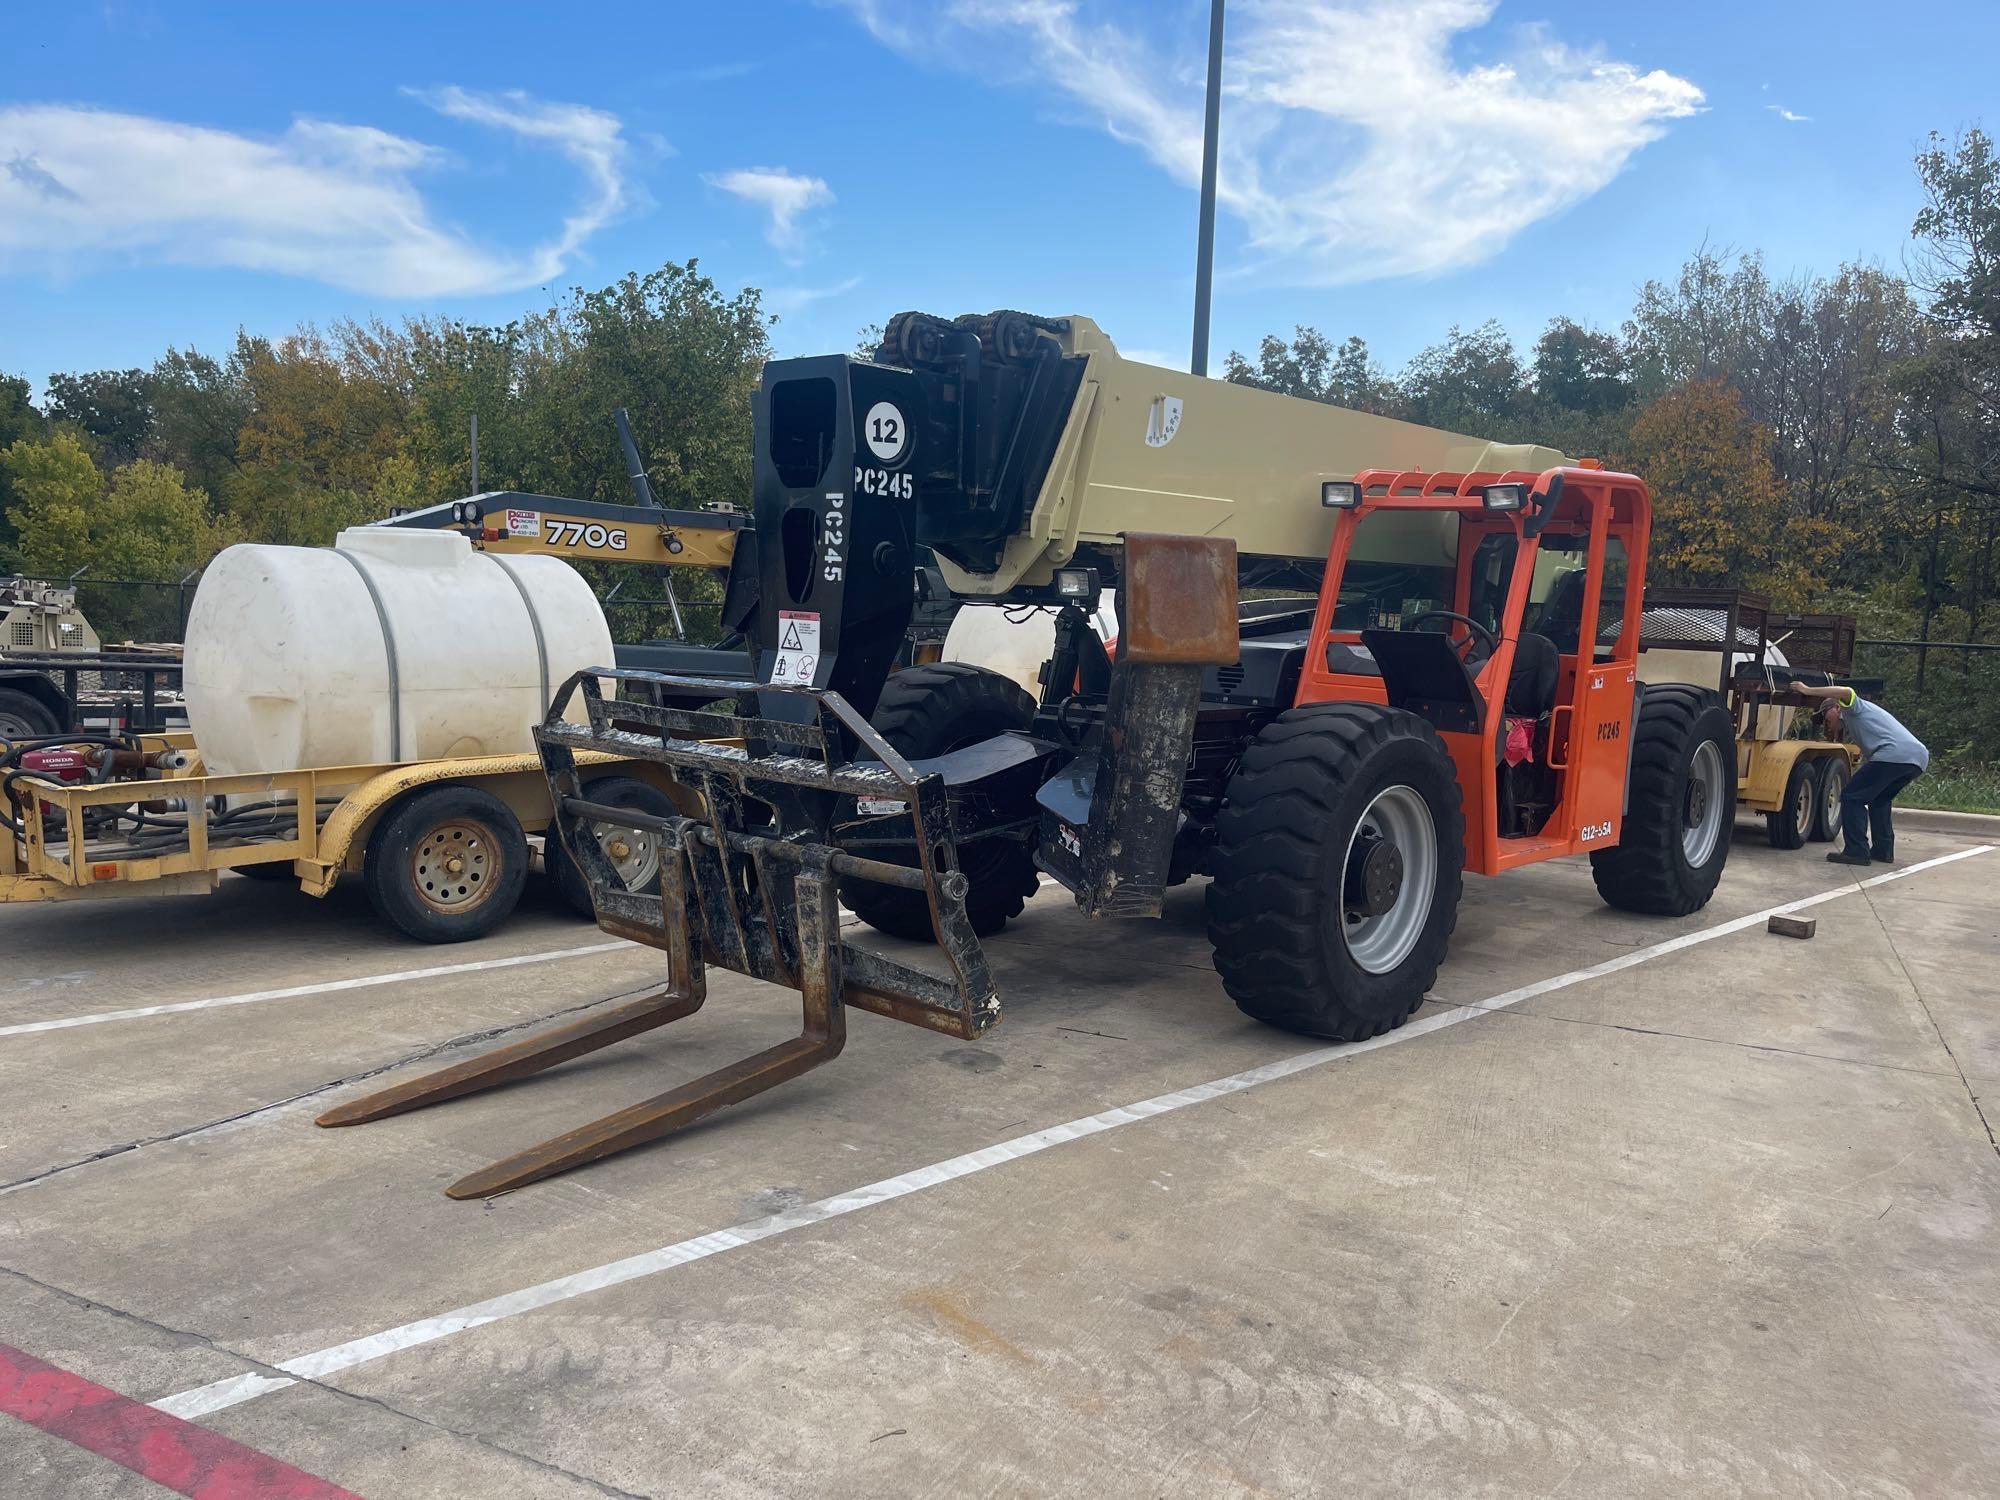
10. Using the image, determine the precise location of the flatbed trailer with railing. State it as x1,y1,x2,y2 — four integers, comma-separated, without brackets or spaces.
1636,588,1866,848
0,729,682,942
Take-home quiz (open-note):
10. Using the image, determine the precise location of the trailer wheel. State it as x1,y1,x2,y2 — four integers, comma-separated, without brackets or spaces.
841,663,1041,941
1810,756,1849,843
1765,757,1815,850
0,687,60,742
365,784,529,943
546,775,678,919
1205,704,1464,1041
1591,686,1735,915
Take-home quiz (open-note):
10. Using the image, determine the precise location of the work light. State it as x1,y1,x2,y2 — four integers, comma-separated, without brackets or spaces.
1481,483,1527,512
1055,568,1097,599
1321,480,1362,508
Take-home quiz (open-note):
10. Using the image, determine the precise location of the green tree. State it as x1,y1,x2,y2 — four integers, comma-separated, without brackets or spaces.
88,460,237,581
1,430,101,577
1223,327,1400,414
1533,319,1629,416
80,461,239,639
0,372,45,566
149,346,251,500
43,368,156,469
1399,322,1528,432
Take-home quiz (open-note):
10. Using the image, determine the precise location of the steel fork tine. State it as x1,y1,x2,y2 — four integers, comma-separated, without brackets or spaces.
439,865,845,1198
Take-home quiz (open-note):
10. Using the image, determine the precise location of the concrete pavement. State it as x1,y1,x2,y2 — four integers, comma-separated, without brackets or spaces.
1,825,1995,1496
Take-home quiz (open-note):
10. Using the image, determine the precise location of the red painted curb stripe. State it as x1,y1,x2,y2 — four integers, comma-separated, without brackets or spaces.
0,1343,362,1499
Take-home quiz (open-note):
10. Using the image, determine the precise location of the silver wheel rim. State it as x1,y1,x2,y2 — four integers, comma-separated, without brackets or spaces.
1338,784,1437,975
1683,740,1726,866
1822,766,1843,829
593,819,660,890
1793,773,1814,838
0,711,41,740
412,819,498,913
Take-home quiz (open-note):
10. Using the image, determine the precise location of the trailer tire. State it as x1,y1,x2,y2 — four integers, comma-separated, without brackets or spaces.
0,687,60,742
233,861,296,883
1765,757,1815,850
1206,703,1464,1041
1591,685,1735,915
365,784,529,943
1810,756,1849,843
841,663,1041,942
546,775,678,919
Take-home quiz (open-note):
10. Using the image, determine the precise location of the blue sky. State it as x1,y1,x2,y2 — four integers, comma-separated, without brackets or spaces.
2,1,1994,392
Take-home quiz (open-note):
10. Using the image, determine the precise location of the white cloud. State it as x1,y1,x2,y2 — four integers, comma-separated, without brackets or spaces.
764,274,863,318
1765,104,1811,124
0,89,635,297
704,166,834,264
409,87,631,279
835,0,1703,285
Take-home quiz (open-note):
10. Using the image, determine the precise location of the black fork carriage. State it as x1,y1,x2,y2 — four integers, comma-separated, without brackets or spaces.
316,667,1000,1199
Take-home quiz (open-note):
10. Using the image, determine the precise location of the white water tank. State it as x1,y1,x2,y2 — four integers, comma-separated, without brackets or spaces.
185,528,614,774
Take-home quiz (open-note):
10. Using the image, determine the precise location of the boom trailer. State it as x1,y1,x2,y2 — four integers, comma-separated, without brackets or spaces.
324,314,1736,1197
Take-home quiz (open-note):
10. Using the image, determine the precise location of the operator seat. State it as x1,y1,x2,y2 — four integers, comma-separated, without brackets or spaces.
1533,569,1588,654
1505,632,1560,717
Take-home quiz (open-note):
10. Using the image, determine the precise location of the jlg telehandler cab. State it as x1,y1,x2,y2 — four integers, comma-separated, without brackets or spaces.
322,312,1735,1197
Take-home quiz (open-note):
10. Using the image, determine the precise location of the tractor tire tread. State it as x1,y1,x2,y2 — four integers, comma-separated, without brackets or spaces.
1206,703,1464,1041
842,664,1041,941
1589,686,1735,916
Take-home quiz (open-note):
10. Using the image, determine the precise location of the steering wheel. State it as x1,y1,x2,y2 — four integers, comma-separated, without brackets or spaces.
1408,610,1498,666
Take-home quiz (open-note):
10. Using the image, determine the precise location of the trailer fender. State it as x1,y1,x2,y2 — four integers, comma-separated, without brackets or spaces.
1737,738,1853,813
303,749,670,895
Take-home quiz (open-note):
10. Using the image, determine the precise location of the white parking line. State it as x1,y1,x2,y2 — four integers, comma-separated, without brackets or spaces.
150,844,1992,1421
6,878,1063,1041
0,942,632,1039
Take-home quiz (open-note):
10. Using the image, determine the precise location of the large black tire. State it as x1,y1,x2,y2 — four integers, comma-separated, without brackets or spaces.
1205,704,1465,1040
365,784,529,943
1765,756,1814,849
0,687,60,742
1590,685,1735,915
1810,755,1849,843
841,663,1041,941
546,775,678,919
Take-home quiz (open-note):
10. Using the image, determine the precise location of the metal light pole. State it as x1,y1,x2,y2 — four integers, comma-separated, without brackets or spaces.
1190,0,1226,377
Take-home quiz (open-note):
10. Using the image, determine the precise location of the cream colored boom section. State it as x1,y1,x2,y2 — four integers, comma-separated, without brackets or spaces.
934,316,1571,598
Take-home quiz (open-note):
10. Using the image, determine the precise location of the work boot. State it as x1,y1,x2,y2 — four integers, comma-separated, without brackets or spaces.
1825,849,1871,867
1871,843,1895,866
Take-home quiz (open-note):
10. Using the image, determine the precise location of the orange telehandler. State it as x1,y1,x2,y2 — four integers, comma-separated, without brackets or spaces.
321,312,1735,1196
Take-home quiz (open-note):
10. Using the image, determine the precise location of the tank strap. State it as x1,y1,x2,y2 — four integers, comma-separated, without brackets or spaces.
333,548,403,762
486,555,550,713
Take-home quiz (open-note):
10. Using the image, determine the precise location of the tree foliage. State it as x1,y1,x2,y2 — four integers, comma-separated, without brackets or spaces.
3,259,769,641
2,429,100,577
1619,381,1787,597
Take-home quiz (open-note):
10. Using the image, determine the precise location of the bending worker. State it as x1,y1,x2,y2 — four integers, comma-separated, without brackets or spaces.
1794,684,1929,867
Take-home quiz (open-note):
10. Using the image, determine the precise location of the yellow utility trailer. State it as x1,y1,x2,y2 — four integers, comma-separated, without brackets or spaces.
1635,589,1861,848
0,732,680,941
